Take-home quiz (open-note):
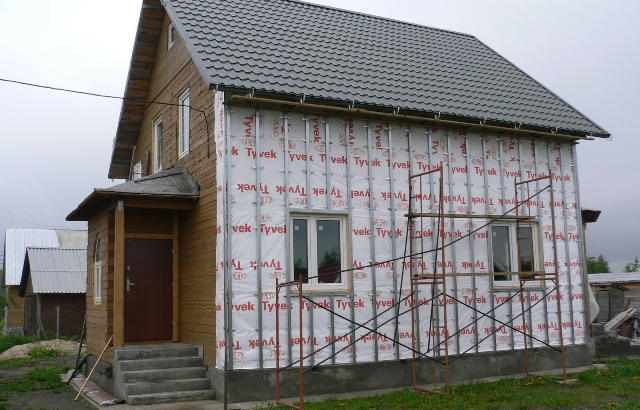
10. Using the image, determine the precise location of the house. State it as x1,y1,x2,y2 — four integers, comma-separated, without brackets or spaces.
589,273,640,323
67,0,609,404
19,247,87,339
2,228,87,334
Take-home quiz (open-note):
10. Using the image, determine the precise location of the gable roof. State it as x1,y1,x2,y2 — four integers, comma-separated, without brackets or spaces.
19,248,87,296
68,166,200,221
109,0,609,178
3,229,60,286
167,0,608,135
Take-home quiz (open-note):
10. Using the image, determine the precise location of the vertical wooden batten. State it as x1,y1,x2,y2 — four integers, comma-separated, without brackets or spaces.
114,202,126,347
173,210,179,342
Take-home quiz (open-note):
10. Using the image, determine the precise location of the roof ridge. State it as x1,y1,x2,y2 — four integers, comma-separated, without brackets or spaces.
280,0,477,39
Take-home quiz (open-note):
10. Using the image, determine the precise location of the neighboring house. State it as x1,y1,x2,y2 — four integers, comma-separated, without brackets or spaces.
19,247,87,339
67,0,609,404
589,273,640,323
2,229,87,334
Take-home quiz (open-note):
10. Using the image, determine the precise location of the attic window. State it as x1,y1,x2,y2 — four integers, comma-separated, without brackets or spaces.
168,23,177,49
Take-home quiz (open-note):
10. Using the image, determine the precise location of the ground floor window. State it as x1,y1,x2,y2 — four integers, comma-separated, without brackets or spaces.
491,222,538,285
291,214,348,290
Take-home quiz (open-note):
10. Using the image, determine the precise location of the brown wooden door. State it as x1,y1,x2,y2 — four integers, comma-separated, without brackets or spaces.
124,239,173,341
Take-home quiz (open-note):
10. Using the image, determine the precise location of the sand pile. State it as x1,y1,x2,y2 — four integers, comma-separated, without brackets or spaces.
0,339,85,360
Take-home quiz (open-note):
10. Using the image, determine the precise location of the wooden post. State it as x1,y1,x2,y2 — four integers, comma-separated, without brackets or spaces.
4,306,8,335
173,210,179,342
114,202,125,347
75,335,113,401
36,295,45,339
56,305,60,339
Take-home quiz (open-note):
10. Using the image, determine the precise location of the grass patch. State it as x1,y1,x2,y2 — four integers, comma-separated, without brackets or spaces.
266,358,640,409
0,358,36,370
0,335,33,355
0,365,70,394
26,346,59,359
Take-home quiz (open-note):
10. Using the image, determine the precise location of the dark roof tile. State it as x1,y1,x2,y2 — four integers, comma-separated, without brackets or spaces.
164,0,608,136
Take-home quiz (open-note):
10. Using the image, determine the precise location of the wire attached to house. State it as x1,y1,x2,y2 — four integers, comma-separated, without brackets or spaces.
0,78,213,159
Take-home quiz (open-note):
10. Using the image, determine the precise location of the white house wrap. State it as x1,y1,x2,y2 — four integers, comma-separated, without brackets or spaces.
215,97,587,370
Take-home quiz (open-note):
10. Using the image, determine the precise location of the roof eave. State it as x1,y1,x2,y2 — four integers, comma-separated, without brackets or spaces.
221,87,606,140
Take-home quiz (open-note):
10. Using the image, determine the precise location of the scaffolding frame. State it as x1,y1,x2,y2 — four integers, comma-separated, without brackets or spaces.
273,170,568,406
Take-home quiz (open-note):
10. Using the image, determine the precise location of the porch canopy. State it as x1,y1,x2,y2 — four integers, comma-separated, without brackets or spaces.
67,166,200,221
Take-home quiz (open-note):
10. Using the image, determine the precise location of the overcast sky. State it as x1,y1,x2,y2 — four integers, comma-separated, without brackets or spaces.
0,0,638,271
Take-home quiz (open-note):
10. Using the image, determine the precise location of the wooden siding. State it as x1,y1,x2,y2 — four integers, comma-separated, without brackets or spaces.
86,207,115,363
6,286,25,329
130,13,217,366
125,208,173,235
24,294,85,339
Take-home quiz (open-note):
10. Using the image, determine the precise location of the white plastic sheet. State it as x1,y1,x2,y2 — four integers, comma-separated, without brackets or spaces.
215,103,587,369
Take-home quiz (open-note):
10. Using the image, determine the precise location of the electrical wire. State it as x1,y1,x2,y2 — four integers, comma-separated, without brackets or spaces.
0,78,212,158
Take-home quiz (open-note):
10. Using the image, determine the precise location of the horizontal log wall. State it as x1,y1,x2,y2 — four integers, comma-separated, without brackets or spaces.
132,13,217,366
86,208,115,363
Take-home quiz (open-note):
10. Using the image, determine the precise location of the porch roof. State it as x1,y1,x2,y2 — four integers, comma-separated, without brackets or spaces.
67,166,200,221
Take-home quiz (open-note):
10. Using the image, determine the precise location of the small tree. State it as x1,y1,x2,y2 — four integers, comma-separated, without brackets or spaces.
587,254,611,274
624,256,640,273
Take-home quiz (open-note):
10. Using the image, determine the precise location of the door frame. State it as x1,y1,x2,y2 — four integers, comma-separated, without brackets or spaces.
114,202,181,347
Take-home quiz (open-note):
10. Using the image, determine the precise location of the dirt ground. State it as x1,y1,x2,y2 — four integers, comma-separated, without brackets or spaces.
0,353,94,410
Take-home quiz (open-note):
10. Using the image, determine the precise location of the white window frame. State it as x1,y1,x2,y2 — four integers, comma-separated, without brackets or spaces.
168,23,177,49
153,116,163,173
490,222,540,287
178,89,190,158
94,236,102,303
290,214,349,291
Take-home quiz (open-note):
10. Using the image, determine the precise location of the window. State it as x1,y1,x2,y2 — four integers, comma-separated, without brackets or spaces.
178,89,190,157
491,223,538,285
94,236,102,303
291,215,348,290
153,116,163,173
168,23,177,49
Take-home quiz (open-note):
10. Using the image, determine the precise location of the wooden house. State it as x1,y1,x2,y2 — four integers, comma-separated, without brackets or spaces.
19,247,87,339
67,0,609,404
2,229,87,335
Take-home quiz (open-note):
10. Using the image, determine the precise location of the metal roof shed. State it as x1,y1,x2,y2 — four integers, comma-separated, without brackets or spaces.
19,247,87,339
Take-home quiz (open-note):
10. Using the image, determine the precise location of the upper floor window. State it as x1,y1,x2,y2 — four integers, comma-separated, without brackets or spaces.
291,214,349,291
168,23,177,49
178,89,190,158
94,236,103,303
491,222,539,286
153,116,163,173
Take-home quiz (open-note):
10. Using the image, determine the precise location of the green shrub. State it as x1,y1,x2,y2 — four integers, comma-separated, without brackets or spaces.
26,346,60,359
0,334,33,354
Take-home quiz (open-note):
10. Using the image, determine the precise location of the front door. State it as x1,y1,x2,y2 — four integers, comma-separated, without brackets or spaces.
124,239,173,341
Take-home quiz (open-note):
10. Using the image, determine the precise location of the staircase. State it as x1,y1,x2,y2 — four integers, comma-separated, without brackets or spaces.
114,344,215,405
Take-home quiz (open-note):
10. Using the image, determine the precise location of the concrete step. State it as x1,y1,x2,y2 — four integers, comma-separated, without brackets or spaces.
125,378,212,396
119,356,203,372
114,344,200,361
121,366,207,383
127,389,216,406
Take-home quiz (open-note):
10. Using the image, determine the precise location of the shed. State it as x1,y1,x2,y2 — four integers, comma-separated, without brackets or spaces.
588,273,640,323
19,247,87,339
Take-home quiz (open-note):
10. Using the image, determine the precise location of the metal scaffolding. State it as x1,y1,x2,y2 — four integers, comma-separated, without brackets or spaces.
273,167,568,407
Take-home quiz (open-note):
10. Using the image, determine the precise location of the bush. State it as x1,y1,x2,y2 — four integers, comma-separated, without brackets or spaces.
0,334,33,354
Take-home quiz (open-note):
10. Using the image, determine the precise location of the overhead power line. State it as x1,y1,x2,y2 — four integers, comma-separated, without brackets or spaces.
0,77,212,158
